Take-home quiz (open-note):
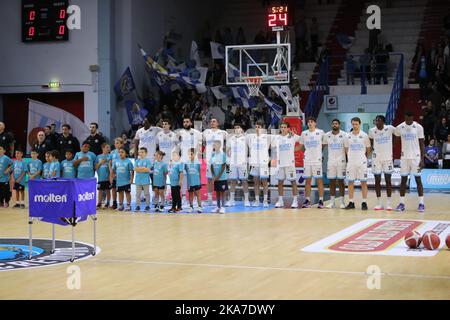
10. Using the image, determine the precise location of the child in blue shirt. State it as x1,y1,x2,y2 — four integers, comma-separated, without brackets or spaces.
49,150,61,178
152,150,168,212
185,148,202,213
74,142,96,179
109,137,124,209
12,150,27,209
61,149,76,178
111,148,134,211
168,151,184,213
211,141,228,214
95,143,111,209
134,147,152,212
28,149,42,180
42,152,51,179
0,145,13,208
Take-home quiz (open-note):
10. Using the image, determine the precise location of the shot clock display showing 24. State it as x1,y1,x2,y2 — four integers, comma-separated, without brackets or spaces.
267,5,289,31
22,0,69,42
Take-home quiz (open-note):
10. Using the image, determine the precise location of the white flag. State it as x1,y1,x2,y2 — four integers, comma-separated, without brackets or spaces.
27,99,90,153
210,41,225,59
190,40,201,68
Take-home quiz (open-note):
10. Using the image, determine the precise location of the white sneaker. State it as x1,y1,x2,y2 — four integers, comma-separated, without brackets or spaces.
374,204,384,211
197,207,203,213
225,200,235,207
339,202,346,209
291,199,298,208
274,200,284,208
385,205,393,211
326,202,335,209
213,207,220,213
244,200,251,207
219,207,226,214
263,201,269,208
186,207,193,213
252,201,260,207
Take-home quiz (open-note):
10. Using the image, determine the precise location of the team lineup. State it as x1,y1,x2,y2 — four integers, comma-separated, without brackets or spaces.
11,111,425,214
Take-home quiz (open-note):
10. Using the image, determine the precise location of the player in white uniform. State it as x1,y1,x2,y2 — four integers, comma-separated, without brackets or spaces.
344,117,371,210
202,118,228,205
226,123,250,207
246,121,274,207
299,117,325,208
177,117,203,204
156,119,179,163
323,119,347,209
394,111,425,212
274,122,302,208
368,115,395,211
133,117,162,164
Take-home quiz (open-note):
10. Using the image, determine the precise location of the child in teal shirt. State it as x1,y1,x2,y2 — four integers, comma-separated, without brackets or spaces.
152,151,168,212
0,145,13,207
74,142,96,179
95,143,111,209
42,152,51,179
185,148,202,213
134,147,152,212
61,150,76,178
168,151,184,213
111,148,134,211
12,150,27,209
49,150,60,178
28,149,42,180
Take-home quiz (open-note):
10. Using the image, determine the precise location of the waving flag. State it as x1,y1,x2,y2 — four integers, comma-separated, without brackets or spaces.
231,86,256,109
190,41,201,68
264,96,283,114
138,44,169,76
210,42,225,59
114,67,136,98
171,66,208,94
211,86,232,100
125,100,148,126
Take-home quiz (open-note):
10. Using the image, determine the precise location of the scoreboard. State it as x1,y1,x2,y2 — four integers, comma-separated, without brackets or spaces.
22,0,69,42
267,5,289,31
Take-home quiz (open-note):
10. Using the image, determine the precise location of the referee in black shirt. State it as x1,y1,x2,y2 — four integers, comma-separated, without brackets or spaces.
56,124,80,161
84,122,106,155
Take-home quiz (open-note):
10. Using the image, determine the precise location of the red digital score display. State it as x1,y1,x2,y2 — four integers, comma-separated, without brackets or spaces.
22,0,69,42
267,5,289,30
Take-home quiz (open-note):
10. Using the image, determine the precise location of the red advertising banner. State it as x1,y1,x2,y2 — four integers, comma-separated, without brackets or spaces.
283,116,304,167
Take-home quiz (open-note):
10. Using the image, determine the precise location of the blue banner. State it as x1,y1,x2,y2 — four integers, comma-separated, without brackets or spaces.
29,178,97,226
410,169,450,190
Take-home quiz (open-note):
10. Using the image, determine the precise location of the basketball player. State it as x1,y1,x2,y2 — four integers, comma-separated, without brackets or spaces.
177,117,203,204
202,118,228,205
274,122,302,208
344,117,371,210
226,123,250,207
368,115,396,211
394,111,425,212
156,119,179,163
323,119,347,209
133,116,162,163
299,117,325,208
247,121,274,207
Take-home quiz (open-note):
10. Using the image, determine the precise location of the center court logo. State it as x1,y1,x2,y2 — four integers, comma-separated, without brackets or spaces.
0,238,98,271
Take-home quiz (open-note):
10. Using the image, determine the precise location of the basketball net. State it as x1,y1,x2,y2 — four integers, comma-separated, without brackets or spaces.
243,76,263,97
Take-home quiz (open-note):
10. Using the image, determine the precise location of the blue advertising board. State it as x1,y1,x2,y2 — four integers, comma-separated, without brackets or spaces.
28,178,97,226
409,169,450,190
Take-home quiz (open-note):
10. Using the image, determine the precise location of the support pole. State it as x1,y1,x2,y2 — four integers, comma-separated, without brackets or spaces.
92,215,97,256
51,224,56,253
28,218,33,260
71,224,75,263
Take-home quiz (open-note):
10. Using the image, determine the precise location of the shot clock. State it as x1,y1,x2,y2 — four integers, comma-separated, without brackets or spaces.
22,0,69,42
267,5,290,31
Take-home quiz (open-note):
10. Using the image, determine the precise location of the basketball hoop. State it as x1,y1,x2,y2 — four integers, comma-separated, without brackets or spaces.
243,76,263,97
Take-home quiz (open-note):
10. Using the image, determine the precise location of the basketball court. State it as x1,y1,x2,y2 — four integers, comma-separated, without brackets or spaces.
1,190,449,300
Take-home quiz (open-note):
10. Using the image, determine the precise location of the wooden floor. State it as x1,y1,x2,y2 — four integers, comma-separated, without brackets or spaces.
1,191,449,300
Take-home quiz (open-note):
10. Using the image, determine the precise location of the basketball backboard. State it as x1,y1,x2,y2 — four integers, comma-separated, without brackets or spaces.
225,43,291,86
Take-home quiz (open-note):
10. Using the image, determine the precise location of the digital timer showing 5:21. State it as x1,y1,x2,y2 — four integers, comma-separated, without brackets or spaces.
267,6,289,28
